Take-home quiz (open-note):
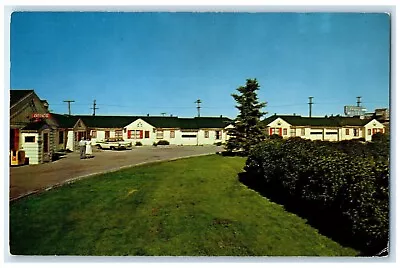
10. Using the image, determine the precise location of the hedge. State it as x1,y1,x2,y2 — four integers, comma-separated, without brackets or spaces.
245,137,389,254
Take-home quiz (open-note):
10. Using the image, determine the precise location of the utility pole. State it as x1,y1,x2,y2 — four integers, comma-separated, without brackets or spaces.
308,96,313,118
195,99,202,117
63,100,75,116
356,96,362,107
91,100,99,116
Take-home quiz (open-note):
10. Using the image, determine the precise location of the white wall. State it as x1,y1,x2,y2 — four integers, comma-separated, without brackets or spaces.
364,119,385,141
267,118,292,138
66,130,74,151
123,119,157,145
21,133,40,164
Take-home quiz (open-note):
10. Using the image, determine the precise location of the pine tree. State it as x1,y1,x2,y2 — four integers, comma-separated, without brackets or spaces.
226,78,267,154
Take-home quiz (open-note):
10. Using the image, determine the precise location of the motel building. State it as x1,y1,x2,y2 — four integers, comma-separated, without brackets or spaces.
262,114,385,142
10,90,59,165
50,114,234,150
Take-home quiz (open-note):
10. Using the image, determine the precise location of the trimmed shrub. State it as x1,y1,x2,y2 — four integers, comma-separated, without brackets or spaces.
268,134,283,140
245,138,389,254
215,142,223,146
157,140,170,146
135,141,143,146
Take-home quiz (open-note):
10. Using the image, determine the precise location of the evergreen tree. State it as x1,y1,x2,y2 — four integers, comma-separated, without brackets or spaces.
226,78,267,154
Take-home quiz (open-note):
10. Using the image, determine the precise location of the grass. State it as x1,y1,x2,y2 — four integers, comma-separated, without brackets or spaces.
10,155,358,256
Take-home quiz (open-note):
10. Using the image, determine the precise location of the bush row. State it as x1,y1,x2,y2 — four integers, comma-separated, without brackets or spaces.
245,137,389,254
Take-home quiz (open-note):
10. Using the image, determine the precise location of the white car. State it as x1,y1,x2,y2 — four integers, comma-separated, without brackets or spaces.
96,138,132,150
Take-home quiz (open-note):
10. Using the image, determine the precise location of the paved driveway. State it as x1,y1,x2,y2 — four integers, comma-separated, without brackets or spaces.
9,145,223,201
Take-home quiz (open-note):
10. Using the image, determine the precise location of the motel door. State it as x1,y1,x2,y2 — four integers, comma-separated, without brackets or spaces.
42,131,50,162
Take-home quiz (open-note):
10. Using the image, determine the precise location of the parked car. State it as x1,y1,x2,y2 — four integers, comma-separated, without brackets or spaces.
95,138,132,150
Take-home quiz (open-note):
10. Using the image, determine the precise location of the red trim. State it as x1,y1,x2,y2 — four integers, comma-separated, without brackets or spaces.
127,130,132,139
279,128,282,136
269,128,273,135
139,130,143,139
13,129,20,150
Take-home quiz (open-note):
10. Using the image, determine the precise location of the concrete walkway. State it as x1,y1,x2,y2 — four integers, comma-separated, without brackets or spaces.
9,145,223,201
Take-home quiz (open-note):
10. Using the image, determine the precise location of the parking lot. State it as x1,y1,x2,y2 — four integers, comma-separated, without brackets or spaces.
9,145,224,201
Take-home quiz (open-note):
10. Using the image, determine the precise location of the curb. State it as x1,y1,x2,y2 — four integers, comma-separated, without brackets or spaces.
10,152,217,203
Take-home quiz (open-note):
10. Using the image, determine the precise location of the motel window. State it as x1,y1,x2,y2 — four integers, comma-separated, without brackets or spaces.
270,128,280,135
25,136,35,143
353,128,359,137
283,128,287,135
132,130,143,139
345,129,350,135
301,128,305,136
91,130,97,138
145,131,150,138
182,134,197,138
290,128,296,137
58,131,64,144
204,130,209,138
310,131,323,135
105,131,110,139
115,130,123,138
170,130,175,139
156,130,164,139
216,131,221,140
368,129,372,135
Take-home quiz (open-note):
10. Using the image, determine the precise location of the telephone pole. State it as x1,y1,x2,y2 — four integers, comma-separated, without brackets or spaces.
195,99,202,117
308,96,313,118
63,100,75,116
356,96,362,107
91,100,99,116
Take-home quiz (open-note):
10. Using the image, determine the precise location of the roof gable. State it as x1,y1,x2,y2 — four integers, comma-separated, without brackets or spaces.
10,90,34,107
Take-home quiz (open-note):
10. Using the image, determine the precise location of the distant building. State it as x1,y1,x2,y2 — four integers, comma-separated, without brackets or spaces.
344,105,367,117
263,114,385,142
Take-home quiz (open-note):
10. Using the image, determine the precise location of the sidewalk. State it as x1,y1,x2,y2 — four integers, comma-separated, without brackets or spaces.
9,145,223,201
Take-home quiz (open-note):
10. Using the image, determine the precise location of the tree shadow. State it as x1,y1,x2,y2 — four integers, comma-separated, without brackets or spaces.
237,171,388,257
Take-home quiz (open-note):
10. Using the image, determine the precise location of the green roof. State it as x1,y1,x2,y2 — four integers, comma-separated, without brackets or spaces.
50,113,79,128
10,90,34,107
78,115,139,128
262,115,373,127
142,116,181,128
50,114,232,129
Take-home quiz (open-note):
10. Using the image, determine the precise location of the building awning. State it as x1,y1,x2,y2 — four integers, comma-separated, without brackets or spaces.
22,121,50,131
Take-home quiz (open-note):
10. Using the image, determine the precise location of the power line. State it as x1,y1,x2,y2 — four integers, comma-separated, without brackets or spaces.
63,100,75,115
91,100,99,116
308,96,314,118
357,96,362,107
195,99,202,117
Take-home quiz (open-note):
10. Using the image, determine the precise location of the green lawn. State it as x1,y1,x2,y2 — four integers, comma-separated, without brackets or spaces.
10,155,358,256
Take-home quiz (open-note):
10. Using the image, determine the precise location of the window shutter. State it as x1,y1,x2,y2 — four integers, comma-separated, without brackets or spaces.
14,129,19,150
128,130,131,139
140,130,143,139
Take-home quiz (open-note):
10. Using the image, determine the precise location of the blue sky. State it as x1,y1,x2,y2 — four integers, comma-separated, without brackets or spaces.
10,12,390,119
